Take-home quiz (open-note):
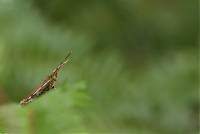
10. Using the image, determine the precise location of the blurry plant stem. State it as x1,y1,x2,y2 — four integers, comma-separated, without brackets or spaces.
28,109,36,134
0,87,9,104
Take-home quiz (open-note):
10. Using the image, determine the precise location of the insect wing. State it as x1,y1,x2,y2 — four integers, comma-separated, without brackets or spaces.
20,79,51,105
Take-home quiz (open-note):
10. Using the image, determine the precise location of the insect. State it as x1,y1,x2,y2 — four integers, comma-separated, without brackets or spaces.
20,51,72,106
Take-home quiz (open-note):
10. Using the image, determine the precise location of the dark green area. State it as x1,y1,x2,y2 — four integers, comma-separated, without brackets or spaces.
0,0,198,134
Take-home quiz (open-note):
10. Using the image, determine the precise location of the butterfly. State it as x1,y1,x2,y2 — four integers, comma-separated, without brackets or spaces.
20,51,72,106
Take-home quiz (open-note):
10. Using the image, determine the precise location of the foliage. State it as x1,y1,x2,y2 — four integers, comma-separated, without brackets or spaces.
0,81,90,134
0,0,198,134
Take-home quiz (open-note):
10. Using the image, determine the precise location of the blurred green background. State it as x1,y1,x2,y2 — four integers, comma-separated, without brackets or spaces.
0,0,198,134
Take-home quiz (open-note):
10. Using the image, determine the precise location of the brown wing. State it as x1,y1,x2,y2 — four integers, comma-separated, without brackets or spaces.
30,79,52,97
20,79,52,105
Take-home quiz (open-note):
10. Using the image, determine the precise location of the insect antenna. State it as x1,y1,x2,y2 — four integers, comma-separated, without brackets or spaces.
52,51,72,76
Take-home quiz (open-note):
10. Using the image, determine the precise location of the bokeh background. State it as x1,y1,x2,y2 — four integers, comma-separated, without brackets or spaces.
0,0,198,134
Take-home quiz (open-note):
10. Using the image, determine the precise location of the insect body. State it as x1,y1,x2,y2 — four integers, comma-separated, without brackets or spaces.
20,51,71,106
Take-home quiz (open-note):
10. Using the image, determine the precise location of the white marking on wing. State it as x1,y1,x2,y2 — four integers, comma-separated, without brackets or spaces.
32,79,51,96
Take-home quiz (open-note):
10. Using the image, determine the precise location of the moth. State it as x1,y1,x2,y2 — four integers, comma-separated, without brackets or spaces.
20,51,72,106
